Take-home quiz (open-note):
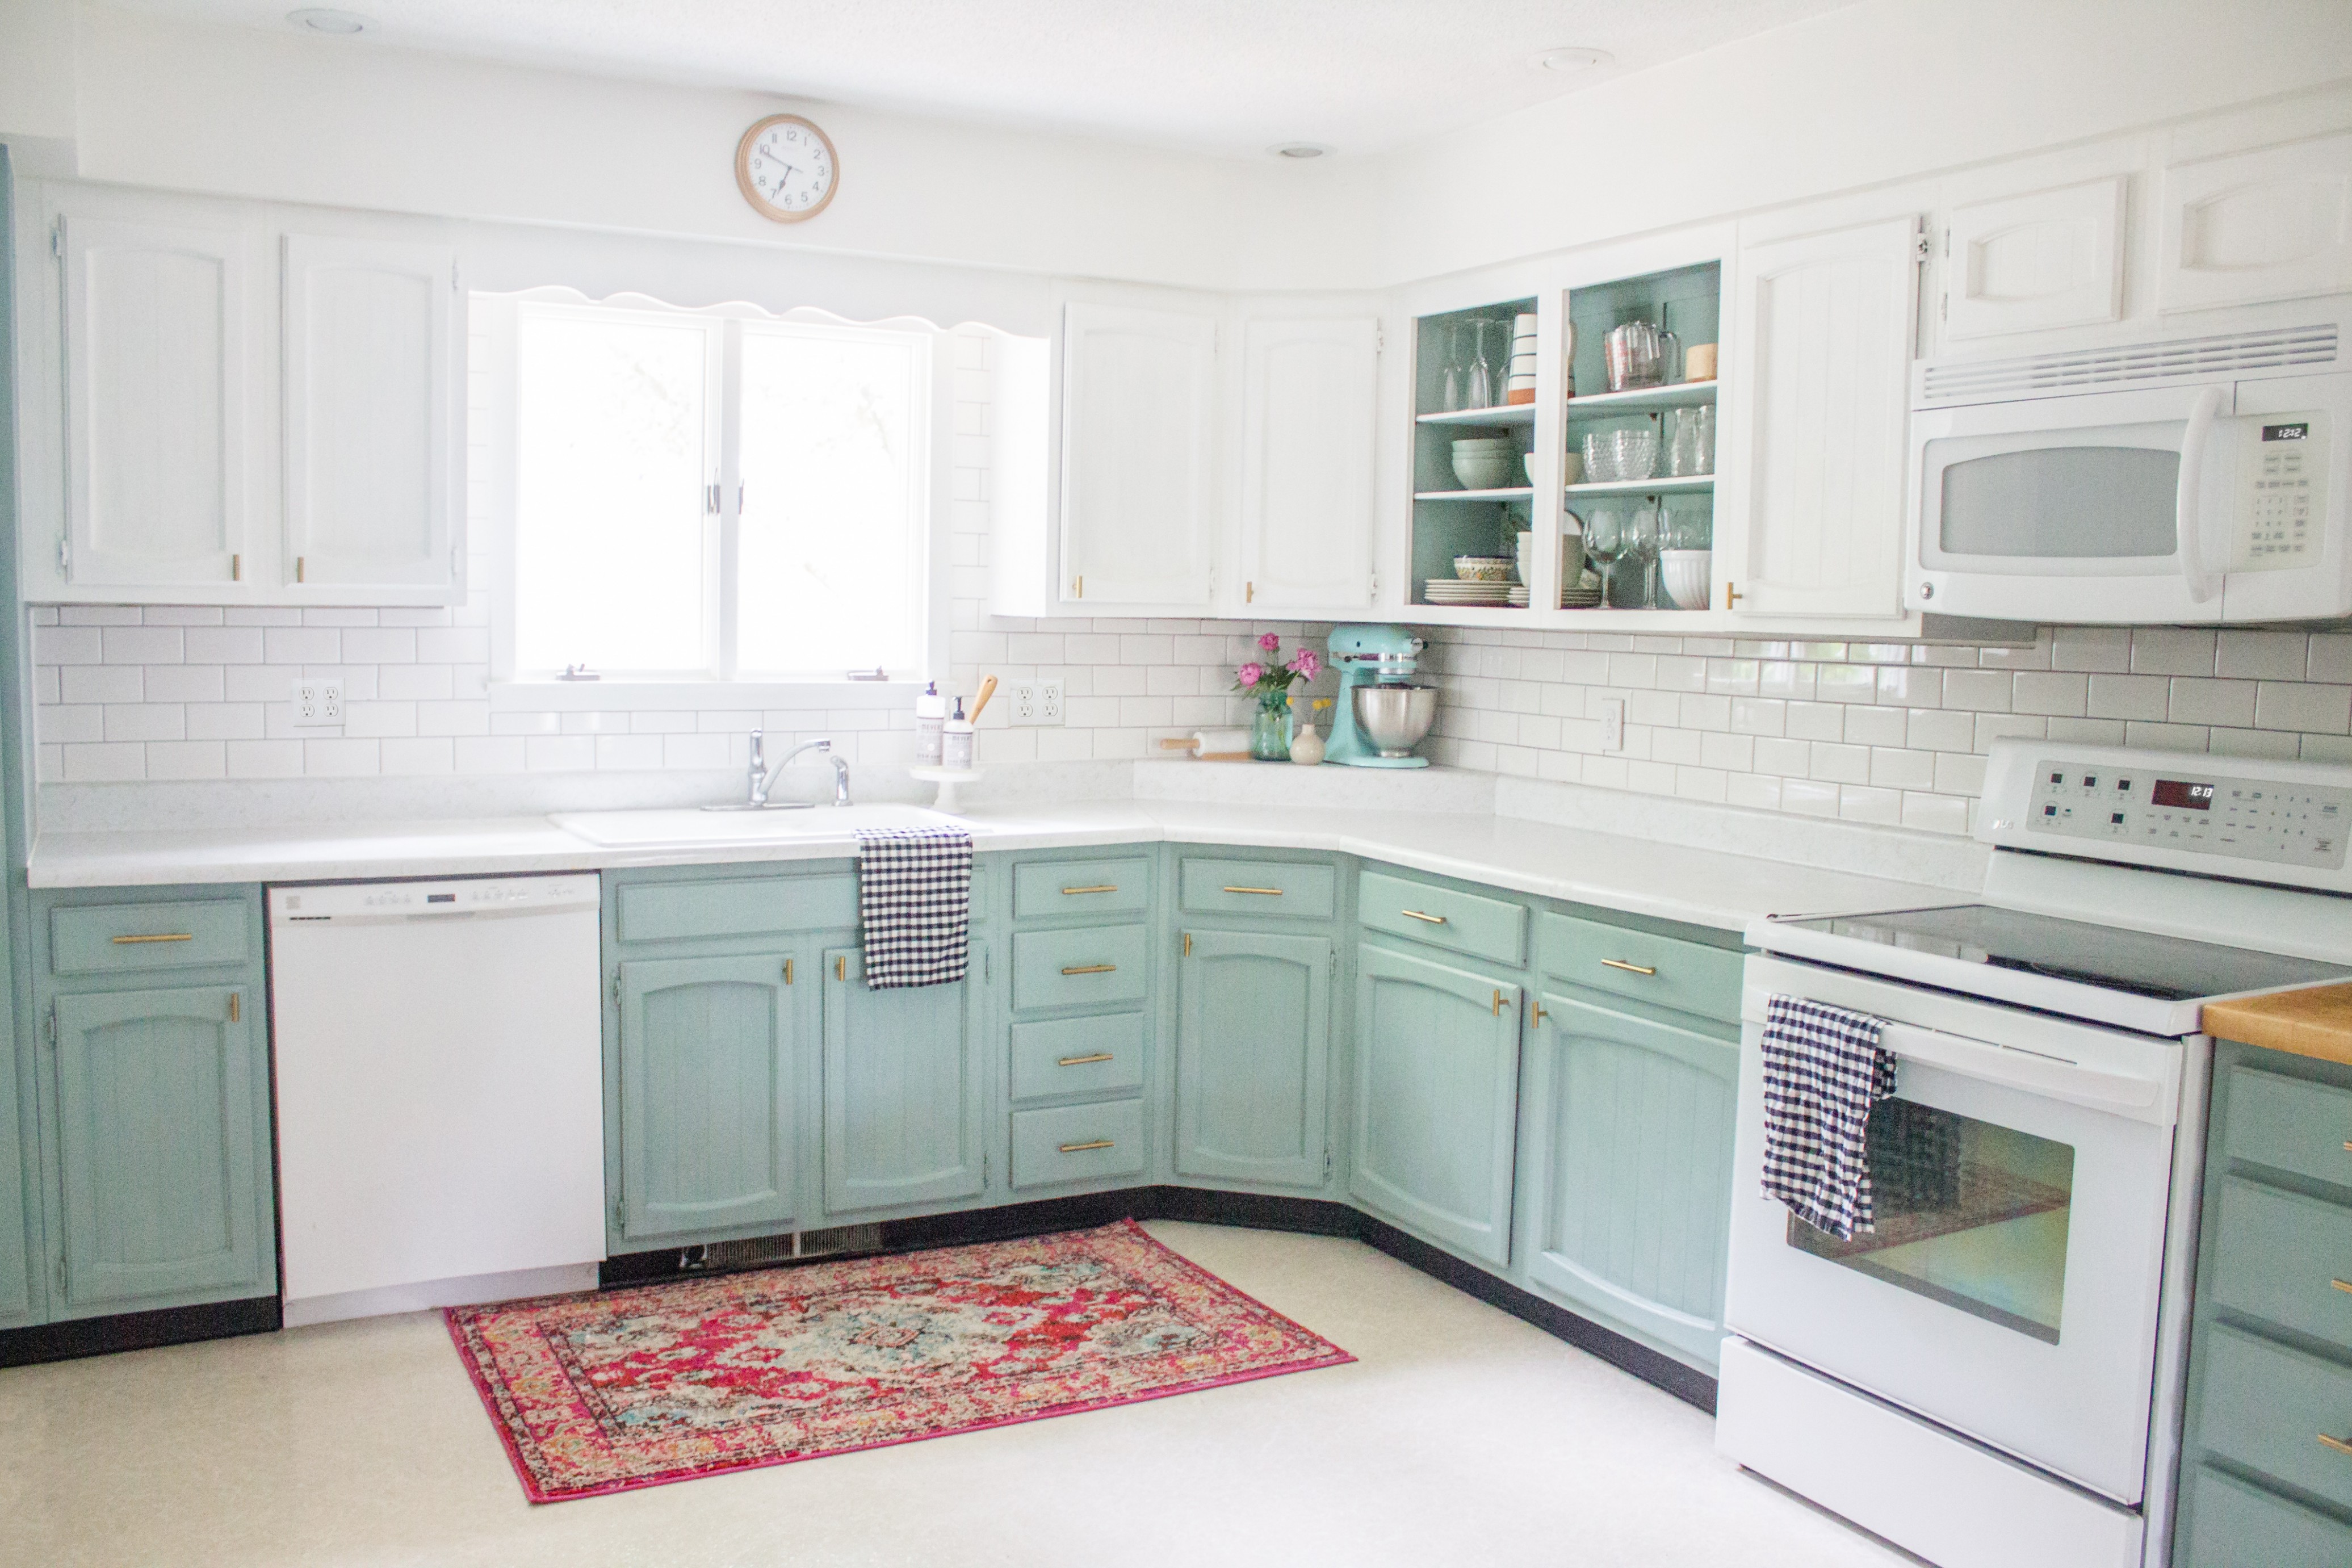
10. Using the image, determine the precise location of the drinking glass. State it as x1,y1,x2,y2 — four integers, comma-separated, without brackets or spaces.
1466,320,1494,412
1628,503,1662,607
1667,406,1704,477
1695,403,1716,473
1440,323,1466,412
1664,498,1713,551
1582,506,1628,609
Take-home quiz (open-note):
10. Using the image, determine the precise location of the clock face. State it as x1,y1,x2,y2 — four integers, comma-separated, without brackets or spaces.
736,115,838,223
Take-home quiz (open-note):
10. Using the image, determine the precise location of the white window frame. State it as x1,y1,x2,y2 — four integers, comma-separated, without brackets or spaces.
479,289,953,703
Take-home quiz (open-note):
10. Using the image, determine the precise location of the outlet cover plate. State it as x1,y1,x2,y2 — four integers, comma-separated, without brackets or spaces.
294,679,343,726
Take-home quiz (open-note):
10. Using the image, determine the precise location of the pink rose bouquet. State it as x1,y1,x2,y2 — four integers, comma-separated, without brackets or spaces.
1232,635,1320,714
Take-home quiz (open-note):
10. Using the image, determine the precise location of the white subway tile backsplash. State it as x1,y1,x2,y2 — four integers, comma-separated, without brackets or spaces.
2216,630,2307,681
2167,678,2257,728
60,665,142,705
142,740,226,780
2085,673,2168,722
2129,628,2216,676
2011,672,2089,717
2254,681,2352,734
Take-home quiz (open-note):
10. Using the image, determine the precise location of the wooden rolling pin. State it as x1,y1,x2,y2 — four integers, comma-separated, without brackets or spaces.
1159,727,1252,760
968,674,997,723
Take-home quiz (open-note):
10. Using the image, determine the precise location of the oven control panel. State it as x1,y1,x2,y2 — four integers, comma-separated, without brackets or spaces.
2026,759,2347,870
2232,410,2328,573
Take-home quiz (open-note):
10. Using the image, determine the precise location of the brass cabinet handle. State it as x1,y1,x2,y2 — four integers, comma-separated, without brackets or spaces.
835,955,846,981
114,933,194,945
1059,1139,1114,1154
1062,884,1117,895
1492,989,1511,1016
1223,886,1284,896
2332,1278,2352,1295
783,959,794,985
1058,1053,1115,1067
2342,1141,2351,1153
1062,964,1117,975
1531,1001,1548,1025
2321,1433,2352,1458
1725,581,1743,607
227,993,240,1024
1182,932,1192,957
1601,958,1658,976
1401,909,1448,925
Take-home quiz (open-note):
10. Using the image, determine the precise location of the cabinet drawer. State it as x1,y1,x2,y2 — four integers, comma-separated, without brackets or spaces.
1540,911,1743,1024
2224,1065,2352,1193
2180,1463,2352,1568
1012,925,1148,1011
1011,1099,1146,1189
1011,1013,1146,1102
616,874,857,944
2197,1323,2352,1516
51,899,250,975
1179,857,1336,920
1358,869,1527,966
1012,858,1151,921
2211,1176,2352,1353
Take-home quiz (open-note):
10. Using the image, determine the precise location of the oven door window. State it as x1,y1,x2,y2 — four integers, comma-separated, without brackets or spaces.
1938,445,2179,559
1788,1097,2075,1344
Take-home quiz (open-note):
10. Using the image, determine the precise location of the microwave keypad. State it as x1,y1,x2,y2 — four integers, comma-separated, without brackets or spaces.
2236,412,2326,573
2030,762,2346,869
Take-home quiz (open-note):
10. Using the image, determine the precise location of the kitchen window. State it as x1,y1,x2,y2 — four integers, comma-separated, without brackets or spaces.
489,295,939,683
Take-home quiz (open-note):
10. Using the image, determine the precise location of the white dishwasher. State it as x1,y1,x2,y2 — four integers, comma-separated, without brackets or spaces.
270,874,606,1327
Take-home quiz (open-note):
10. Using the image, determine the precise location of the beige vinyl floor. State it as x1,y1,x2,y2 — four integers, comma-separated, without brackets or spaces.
0,1221,1911,1567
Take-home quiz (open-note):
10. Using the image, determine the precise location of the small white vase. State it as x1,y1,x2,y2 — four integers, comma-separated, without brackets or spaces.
1288,726,1325,765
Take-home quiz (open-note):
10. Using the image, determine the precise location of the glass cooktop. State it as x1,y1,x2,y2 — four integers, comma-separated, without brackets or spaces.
1780,904,2351,1002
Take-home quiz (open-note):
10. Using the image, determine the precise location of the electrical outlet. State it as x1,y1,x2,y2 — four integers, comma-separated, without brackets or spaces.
1009,682,1040,724
1038,680,1065,724
294,678,343,727
1006,681,1064,726
1599,698,1625,752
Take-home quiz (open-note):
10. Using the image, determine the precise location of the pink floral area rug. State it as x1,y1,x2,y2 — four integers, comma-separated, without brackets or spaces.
446,1219,1353,1502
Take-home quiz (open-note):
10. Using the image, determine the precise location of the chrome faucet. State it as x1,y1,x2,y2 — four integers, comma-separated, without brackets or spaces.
707,730,851,811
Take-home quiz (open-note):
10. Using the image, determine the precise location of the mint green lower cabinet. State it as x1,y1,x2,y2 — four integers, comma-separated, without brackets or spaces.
1174,928,1331,1188
1350,941,1521,1267
0,926,29,1324
2180,1465,2352,1566
1519,991,1737,1366
617,954,797,1243
51,984,269,1314
821,947,985,1213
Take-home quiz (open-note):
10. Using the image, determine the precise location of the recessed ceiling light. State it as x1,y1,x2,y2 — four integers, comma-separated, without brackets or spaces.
1271,142,1331,160
1535,47,1613,74
287,8,375,35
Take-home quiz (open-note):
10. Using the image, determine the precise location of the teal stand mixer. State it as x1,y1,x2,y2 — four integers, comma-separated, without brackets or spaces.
1326,625,1437,768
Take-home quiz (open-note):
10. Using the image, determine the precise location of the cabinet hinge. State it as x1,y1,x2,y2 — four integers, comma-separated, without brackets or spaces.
1940,292,1949,322
611,1193,624,1229
1914,229,1931,262
982,946,991,983
1323,1148,1332,1183
57,537,70,577
53,1253,64,1295
49,219,61,259
983,1151,990,1187
611,971,621,1009
44,1003,56,1050
1368,571,1378,601
452,266,462,294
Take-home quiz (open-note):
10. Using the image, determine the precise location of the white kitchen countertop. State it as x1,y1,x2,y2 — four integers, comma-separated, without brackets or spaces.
28,793,1962,933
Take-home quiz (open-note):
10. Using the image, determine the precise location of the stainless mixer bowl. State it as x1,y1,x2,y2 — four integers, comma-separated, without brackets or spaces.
1353,684,1437,758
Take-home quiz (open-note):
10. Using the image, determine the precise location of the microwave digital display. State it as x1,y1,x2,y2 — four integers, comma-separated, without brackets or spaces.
2262,422,2311,442
2151,779,2214,810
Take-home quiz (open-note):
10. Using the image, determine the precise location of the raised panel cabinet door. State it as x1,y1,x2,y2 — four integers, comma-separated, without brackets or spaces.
1058,301,1217,608
1175,929,1332,1187
60,215,249,589
1238,317,1378,611
1718,212,1920,619
1943,177,2125,341
51,984,269,1313
821,946,985,1213
2160,131,2352,314
1349,942,1521,1267
281,234,459,597
617,954,796,1242
1520,993,1738,1366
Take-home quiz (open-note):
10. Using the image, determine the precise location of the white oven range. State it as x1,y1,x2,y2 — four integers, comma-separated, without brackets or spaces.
1717,740,2352,1568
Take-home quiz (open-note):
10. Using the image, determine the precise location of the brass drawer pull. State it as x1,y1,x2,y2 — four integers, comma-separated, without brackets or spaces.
1601,958,1658,976
835,955,847,981
1058,1053,1116,1067
1062,884,1117,895
2321,1433,2352,1458
113,933,194,945
1062,964,1117,975
1531,1001,1548,1025
1492,989,1510,1016
1224,886,1284,896
2333,1278,2352,1296
227,993,240,1024
1401,909,1448,925
1059,1139,1115,1154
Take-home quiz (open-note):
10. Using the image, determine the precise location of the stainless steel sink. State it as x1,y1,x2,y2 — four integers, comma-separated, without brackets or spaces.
552,803,965,850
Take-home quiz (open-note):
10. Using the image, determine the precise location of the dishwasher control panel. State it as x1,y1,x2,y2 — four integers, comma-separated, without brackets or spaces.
271,874,602,923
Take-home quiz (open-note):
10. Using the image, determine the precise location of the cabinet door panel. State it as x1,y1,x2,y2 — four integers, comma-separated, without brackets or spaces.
1239,317,1377,610
618,954,795,1241
2160,132,2352,314
1521,993,1737,1365
1720,213,1919,619
1944,178,2124,340
1059,302,1216,608
1349,942,1520,1265
1175,929,1331,1187
822,947,984,1213
61,216,248,588
52,985,267,1311
282,234,458,594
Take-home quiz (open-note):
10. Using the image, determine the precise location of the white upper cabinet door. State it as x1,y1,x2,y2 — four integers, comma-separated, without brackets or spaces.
1944,177,2124,341
2159,131,2352,314
1058,302,1218,608
281,234,460,600
1238,317,1378,611
60,215,250,590
1720,214,1921,620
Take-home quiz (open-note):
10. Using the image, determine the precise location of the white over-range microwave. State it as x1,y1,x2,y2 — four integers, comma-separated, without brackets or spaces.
1906,311,2350,623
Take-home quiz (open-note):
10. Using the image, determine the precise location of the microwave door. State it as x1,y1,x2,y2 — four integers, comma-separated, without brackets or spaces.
2220,371,2352,623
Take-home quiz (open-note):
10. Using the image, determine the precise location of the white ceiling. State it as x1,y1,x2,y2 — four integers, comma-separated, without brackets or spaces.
102,0,1864,157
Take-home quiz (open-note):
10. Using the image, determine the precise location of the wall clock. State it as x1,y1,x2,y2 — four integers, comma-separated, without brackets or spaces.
736,114,838,223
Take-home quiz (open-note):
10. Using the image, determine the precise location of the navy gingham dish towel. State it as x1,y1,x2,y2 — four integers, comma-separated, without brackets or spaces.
856,827,973,989
1760,994,1896,1240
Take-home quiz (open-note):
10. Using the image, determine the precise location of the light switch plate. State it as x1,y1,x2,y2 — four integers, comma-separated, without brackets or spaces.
294,679,343,726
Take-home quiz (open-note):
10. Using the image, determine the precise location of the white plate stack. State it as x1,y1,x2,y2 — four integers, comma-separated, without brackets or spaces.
1506,313,1537,405
1426,579,1515,606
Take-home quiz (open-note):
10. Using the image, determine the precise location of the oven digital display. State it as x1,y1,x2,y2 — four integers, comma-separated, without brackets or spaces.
2261,421,2311,442
2150,779,2214,810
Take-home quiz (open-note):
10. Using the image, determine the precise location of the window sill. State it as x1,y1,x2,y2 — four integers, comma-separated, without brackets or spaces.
489,680,923,712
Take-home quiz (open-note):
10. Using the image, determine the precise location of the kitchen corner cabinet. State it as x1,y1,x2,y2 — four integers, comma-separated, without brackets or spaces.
1056,301,1219,610
821,945,986,1213
1235,316,1379,611
1173,927,1332,1189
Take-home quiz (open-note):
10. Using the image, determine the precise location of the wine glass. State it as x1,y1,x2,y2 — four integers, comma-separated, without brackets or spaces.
1629,502,1662,607
1440,323,1466,412
1466,320,1494,412
1582,506,1628,609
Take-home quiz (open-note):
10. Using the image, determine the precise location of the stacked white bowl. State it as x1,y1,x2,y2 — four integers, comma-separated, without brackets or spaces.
1450,436,1520,490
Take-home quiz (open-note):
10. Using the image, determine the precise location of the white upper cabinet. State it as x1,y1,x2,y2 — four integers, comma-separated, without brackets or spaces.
1718,213,1921,621
1236,316,1378,612
1943,177,2124,341
58,213,252,590
1058,301,1218,609
281,233,460,597
2159,131,2352,314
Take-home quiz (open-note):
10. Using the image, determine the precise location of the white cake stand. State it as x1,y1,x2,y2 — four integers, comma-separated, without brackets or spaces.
908,766,982,813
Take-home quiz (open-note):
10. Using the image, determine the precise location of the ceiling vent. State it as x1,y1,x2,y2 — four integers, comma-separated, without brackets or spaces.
1921,324,2340,404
